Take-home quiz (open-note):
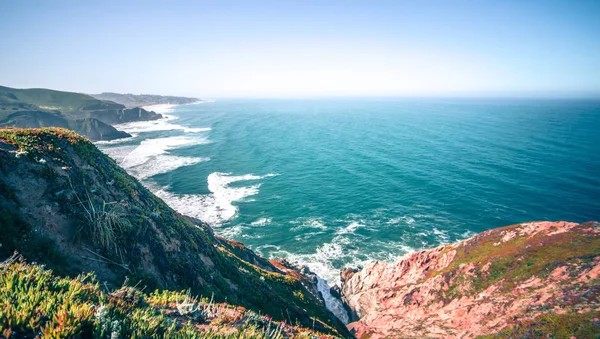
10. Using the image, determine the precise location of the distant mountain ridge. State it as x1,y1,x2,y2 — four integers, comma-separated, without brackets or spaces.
92,92,201,108
0,85,163,141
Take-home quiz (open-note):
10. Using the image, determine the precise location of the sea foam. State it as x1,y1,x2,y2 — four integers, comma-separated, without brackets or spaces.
155,172,278,226
119,136,207,168
263,241,358,324
94,133,139,145
101,135,209,181
142,104,177,114
251,218,272,226
113,116,211,134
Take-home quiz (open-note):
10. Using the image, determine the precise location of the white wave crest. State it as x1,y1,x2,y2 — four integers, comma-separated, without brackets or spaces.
387,216,416,225
100,136,209,180
94,133,139,145
142,104,177,114
119,136,207,169
129,155,208,180
113,117,211,134
290,217,328,231
155,172,278,226
100,145,138,163
336,221,364,235
251,218,272,226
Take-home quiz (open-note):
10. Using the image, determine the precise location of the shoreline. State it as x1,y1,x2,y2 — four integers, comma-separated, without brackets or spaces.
141,103,179,114
100,99,349,323
142,100,205,115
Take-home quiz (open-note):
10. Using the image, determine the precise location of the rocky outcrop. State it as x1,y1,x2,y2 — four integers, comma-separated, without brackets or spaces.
68,117,131,141
340,221,600,338
87,106,162,125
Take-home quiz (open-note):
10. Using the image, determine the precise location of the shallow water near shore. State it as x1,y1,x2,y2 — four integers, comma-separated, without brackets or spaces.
97,98,600,318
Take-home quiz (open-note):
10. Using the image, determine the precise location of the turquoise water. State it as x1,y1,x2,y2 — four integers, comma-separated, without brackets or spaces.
98,98,600,288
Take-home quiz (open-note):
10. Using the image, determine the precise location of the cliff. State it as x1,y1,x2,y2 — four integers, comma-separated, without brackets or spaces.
0,110,130,141
339,221,600,338
0,127,348,338
92,92,201,108
0,85,162,140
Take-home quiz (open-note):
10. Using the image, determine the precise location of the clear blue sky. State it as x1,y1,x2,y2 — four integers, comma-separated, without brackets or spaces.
1,0,599,97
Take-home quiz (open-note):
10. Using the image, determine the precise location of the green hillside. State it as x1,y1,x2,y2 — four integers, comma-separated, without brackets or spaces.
0,85,162,124
0,85,166,141
0,86,110,115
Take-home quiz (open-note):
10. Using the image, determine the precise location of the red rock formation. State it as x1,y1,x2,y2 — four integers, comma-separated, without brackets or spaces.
340,221,600,338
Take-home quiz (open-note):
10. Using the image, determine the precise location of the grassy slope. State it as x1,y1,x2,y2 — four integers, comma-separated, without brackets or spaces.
429,222,600,338
0,127,348,337
0,85,115,114
427,222,600,299
0,86,163,140
0,85,160,125
0,256,337,338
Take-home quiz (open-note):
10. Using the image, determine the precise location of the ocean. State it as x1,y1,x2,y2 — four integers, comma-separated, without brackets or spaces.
97,98,600,320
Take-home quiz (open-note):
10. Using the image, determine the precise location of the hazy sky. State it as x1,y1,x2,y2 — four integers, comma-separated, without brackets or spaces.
1,0,599,98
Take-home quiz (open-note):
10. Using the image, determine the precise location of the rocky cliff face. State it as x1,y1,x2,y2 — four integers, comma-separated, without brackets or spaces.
340,221,600,338
86,106,163,125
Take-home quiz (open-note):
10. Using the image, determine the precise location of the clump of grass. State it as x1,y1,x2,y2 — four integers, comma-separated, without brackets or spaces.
83,199,130,250
71,178,130,251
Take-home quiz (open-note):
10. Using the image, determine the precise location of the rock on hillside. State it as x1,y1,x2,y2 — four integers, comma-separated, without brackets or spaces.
0,127,349,337
340,221,600,338
68,117,131,141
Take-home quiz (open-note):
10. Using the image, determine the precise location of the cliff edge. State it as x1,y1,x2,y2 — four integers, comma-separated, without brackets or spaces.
340,221,600,338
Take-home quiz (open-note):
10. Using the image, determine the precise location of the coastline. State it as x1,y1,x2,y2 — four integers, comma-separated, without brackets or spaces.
100,101,351,322
142,100,205,115
142,103,179,115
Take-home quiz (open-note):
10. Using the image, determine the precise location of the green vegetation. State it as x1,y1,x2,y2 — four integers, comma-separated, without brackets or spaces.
76,196,132,251
0,85,162,140
0,85,105,116
0,127,348,337
477,312,600,339
426,223,600,300
0,255,335,338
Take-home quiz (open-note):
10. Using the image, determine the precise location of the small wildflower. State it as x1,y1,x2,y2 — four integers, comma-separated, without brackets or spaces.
95,304,108,321
110,320,121,339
